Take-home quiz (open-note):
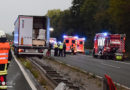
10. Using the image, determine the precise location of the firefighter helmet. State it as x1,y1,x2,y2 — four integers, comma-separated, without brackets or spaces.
0,30,6,38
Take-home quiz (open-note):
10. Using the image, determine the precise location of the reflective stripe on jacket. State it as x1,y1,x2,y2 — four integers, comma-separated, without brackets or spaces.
0,42,10,64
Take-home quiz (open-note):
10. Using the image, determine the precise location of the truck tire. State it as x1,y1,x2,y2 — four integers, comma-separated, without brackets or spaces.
14,48,18,56
93,49,97,58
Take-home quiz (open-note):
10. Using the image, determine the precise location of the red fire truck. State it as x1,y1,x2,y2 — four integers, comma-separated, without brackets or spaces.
93,33,126,60
63,35,78,53
77,38,85,53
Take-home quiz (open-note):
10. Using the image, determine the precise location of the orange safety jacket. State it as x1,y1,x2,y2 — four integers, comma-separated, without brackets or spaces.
0,42,10,64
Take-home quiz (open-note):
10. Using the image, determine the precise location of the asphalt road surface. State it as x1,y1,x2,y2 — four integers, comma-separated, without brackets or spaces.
7,58,31,90
53,54,130,88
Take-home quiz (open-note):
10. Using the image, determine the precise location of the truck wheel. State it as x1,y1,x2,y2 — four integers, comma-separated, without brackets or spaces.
38,55,43,59
14,48,17,55
93,55,98,58
93,49,97,58
14,48,19,56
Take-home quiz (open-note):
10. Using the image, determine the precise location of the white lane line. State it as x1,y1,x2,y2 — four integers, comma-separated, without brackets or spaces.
115,61,130,65
12,50,37,90
101,63,120,69
85,55,130,65
7,86,13,88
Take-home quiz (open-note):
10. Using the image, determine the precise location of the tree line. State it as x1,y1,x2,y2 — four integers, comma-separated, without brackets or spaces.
46,0,130,51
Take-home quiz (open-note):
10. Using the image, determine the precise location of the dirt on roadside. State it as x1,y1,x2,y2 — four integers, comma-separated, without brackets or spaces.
37,57,103,90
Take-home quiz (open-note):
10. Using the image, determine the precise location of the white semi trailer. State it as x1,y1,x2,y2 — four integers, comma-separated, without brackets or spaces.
14,15,50,56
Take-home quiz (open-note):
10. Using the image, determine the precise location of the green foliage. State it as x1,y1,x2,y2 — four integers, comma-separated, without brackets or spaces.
108,0,130,51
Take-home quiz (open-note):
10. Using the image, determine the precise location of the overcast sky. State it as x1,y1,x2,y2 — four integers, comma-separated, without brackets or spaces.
0,0,72,34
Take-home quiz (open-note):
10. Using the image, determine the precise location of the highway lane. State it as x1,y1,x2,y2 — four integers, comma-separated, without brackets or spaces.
53,54,130,88
7,58,31,90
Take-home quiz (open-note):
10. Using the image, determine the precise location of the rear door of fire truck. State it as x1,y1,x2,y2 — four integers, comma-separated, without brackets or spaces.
77,38,85,53
63,36,78,53
93,33,106,57
63,36,71,52
71,37,78,53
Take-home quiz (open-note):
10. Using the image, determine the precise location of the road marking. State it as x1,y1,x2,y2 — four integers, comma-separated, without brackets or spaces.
54,55,130,90
7,86,13,88
101,63,120,68
85,55,130,65
115,61,130,65
12,50,37,90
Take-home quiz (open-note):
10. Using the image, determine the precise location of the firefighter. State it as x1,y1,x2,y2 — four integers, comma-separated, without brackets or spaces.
54,43,58,56
58,42,63,56
70,44,75,55
63,42,66,57
0,30,12,89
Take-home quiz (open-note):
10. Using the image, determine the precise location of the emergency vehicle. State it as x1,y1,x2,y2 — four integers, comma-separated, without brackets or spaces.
77,38,85,53
63,35,78,52
93,33,126,60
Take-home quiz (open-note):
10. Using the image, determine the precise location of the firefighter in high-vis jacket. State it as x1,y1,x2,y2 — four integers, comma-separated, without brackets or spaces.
0,30,12,89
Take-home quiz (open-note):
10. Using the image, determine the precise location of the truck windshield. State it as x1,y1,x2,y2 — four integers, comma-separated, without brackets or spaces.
0,64,5,70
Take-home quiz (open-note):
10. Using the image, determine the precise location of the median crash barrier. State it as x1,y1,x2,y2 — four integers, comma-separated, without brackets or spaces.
55,82,69,90
103,74,116,90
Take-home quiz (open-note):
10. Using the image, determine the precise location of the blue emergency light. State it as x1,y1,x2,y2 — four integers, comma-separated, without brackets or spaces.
74,36,78,39
63,35,67,38
58,41,61,44
83,38,86,41
103,32,108,36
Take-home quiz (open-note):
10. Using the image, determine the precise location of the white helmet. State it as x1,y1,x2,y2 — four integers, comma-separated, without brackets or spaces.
0,30,6,38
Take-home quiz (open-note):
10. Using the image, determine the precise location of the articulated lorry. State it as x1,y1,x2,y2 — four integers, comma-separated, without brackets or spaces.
93,33,126,60
14,15,50,56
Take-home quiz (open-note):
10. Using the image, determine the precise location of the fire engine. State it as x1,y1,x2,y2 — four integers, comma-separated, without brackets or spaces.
77,38,85,53
93,33,126,60
63,35,78,52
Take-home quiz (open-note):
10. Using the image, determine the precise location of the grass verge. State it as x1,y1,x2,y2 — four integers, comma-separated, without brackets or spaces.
17,57,50,90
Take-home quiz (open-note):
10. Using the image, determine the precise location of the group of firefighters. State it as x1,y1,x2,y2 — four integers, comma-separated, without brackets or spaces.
54,42,76,56
46,42,76,57
0,30,12,89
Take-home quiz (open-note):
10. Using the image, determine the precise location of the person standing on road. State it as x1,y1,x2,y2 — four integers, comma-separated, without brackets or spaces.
70,44,75,55
0,30,12,89
58,43,63,56
46,43,52,57
54,43,58,56
63,42,66,57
